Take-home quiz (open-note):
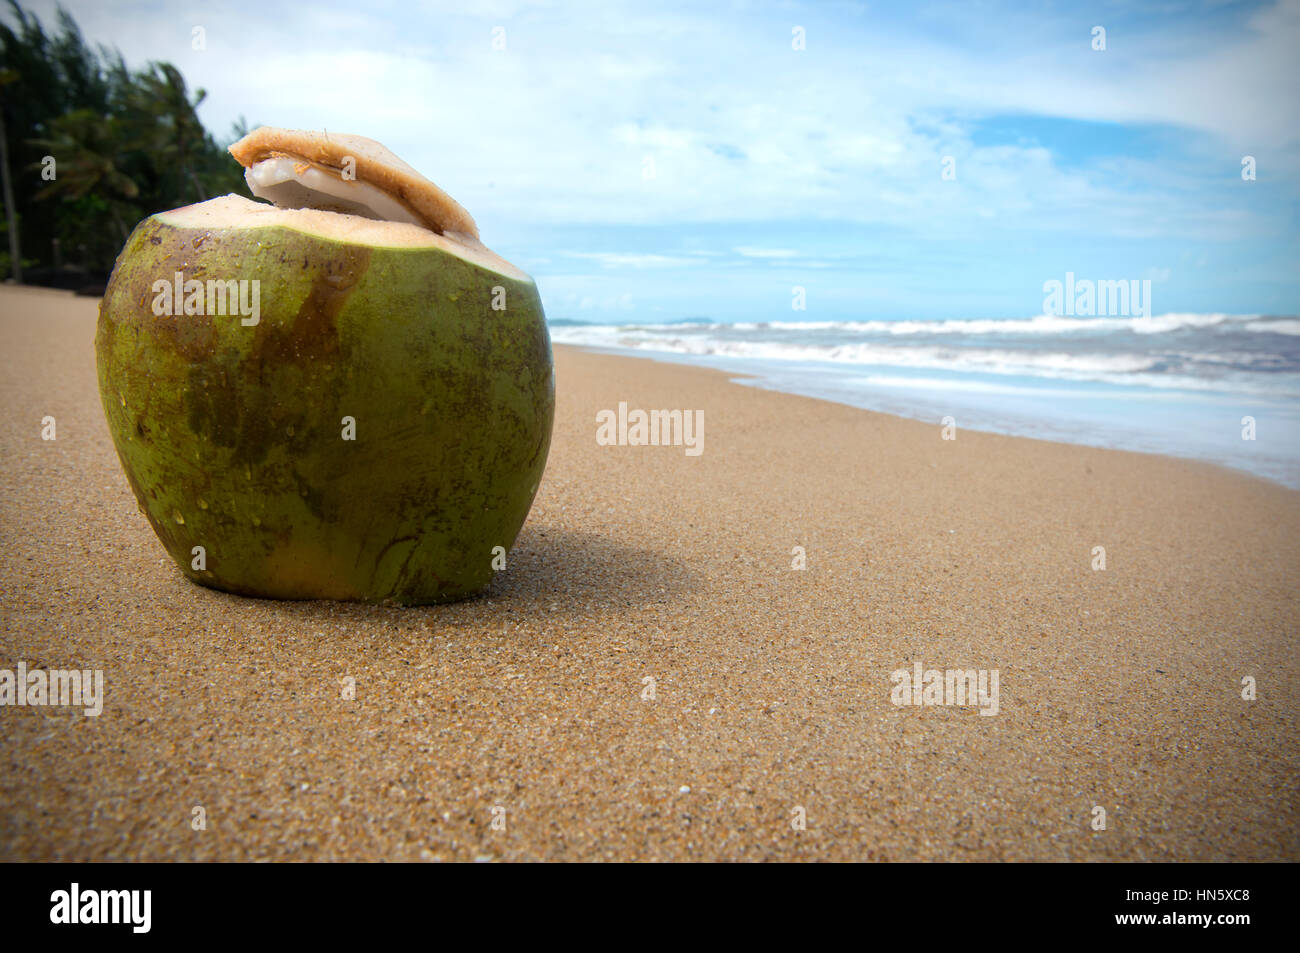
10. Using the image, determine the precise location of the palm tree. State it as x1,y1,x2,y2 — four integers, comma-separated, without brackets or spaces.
2,2,245,276
29,108,138,243
125,62,209,203
0,67,22,280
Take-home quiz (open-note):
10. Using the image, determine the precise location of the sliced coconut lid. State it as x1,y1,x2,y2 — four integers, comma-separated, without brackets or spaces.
229,126,480,240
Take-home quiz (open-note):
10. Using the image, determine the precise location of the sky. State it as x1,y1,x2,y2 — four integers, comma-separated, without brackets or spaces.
12,0,1300,322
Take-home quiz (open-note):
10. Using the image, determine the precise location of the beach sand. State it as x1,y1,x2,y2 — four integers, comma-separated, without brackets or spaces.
1,284,1297,861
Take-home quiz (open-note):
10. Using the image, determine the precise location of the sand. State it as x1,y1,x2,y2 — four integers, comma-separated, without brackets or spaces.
1,284,1297,861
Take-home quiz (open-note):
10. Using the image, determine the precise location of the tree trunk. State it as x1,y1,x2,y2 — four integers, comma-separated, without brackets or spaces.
0,106,23,283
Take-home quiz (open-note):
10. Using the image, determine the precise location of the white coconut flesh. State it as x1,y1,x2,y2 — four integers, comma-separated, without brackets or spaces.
244,156,428,230
160,194,530,282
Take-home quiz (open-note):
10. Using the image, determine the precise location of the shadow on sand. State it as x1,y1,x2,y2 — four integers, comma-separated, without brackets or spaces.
481,523,696,610
179,523,696,636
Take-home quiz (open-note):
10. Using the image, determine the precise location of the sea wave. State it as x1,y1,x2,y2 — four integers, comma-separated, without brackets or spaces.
552,312,1298,337
549,317,1300,398
554,329,1132,374
1244,318,1300,336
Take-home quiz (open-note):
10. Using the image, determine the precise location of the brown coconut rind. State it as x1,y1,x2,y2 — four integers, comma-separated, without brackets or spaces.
229,126,480,240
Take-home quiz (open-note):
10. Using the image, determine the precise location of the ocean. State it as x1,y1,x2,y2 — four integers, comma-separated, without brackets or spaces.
548,313,1300,489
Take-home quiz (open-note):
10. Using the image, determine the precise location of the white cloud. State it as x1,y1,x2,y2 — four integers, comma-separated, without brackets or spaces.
734,247,800,259
13,0,1298,247
562,252,699,268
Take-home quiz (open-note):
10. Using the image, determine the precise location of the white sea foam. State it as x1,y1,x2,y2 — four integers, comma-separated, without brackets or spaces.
1245,318,1300,336
550,329,1157,374
849,375,1265,403
713,313,1284,335
553,311,1300,339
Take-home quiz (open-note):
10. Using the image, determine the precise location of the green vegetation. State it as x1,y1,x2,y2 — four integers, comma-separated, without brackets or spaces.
0,1,249,284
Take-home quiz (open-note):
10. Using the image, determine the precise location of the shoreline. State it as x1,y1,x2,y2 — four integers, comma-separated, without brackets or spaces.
2,286,1298,861
557,341,1300,494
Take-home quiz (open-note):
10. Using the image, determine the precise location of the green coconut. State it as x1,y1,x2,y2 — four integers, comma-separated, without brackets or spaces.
95,128,554,604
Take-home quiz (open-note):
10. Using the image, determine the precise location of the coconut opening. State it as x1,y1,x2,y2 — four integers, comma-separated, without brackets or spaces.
245,156,429,230
219,127,529,280
158,194,530,281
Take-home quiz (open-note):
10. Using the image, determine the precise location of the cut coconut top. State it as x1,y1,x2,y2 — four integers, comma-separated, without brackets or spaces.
159,194,530,281
229,126,480,240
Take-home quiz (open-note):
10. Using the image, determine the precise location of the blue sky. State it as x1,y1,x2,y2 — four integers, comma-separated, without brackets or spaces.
17,0,1300,321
